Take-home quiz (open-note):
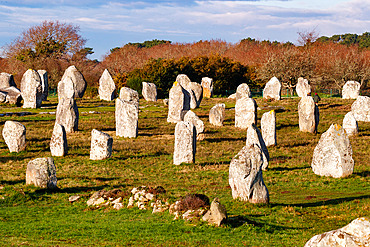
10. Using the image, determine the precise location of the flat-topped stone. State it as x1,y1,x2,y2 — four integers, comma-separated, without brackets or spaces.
26,157,57,189
20,69,42,108
173,121,196,165
116,98,139,138
90,129,113,160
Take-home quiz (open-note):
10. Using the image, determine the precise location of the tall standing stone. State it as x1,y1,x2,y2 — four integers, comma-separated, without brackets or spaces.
50,124,68,156
296,77,311,97
235,97,257,129
343,112,358,137
173,121,196,165
20,69,42,108
261,110,277,147
311,124,354,178
142,82,157,102
246,123,269,170
90,129,113,160
61,65,87,98
116,88,139,138
167,81,190,123
298,96,319,133
342,81,360,99
0,72,16,88
263,77,281,100
2,121,26,152
236,83,251,100
176,74,202,109
119,87,139,107
26,157,57,189
351,96,370,122
229,144,269,204
209,103,225,127
37,70,48,101
184,110,205,140
98,69,116,101
201,77,213,98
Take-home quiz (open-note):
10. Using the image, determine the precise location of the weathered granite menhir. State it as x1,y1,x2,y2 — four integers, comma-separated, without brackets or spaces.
116,87,139,138
183,110,205,141
343,112,358,137
173,121,196,165
311,124,354,178
201,77,213,98
236,83,251,100
296,77,311,97
261,110,276,147
351,96,370,122
26,157,57,189
176,74,203,109
167,81,190,123
98,69,116,101
263,76,281,100
298,96,319,133
142,81,157,102
209,103,225,127
235,97,257,129
90,129,113,160
20,69,43,108
0,72,17,88
229,143,269,204
0,86,22,105
2,120,26,152
342,80,360,99
50,124,68,156
246,123,269,171
61,65,87,98
37,70,48,101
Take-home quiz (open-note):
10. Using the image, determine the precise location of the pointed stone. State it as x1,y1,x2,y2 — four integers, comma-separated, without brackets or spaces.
55,97,79,133
37,70,48,101
173,121,196,165
343,112,358,137
57,76,75,101
236,83,251,100
298,96,319,133
296,77,311,97
90,129,113,160
201,77,213,98
235,97,257,129
312,124,354,178
2,121,26,153
26,157,57,189
98,69,116,101
20,69,42,108
342,81,360,99
351,96,370,122
142,82,157,102
202,198,227,226
246,123,269,170
184,110,205,140
261,110,277,147
263,77,281,100
167,81,190,123
115,98,138,138
50,124,68,156
61,65,87,98
209,103,225,127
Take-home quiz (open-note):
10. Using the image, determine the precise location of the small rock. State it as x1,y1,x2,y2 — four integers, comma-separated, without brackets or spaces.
69,195,81,203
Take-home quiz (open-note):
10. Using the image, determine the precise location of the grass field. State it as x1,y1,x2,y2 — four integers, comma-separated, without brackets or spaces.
0,95,369,246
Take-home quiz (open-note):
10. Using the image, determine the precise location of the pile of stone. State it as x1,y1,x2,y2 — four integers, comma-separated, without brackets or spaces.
86,189,128,210
127,186,168,213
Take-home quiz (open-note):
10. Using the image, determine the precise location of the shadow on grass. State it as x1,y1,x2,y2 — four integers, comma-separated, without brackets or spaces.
268,165,309,172
0,155,32,162
279,141,311,148
196,160,230,167
272,194,370,208
205,137,245,143
276,123,299,130
353,171,370,177
0,179,25,185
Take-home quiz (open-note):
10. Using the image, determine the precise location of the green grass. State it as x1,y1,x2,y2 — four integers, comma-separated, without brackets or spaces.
0,96,369,246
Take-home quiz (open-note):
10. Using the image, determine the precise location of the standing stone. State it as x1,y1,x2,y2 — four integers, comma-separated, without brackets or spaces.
119,87,139,108
342,80,360,99
246,123,269,171
167,81,190,123
236,83,251,100
37,70,48,101
20,69,43,108
0,87,22,105
61,65,87,98
202,198,227,226
298,96,319,133
263,77,281,100
304,217,370,247
351,96,370,122
2,121,26,152
296,77,311,97
98,69,116,101
343,112,358,137
184,110,205,140
115,98,138,138
176,74,202,109
142,82,157,102
311,124,354,178
90,129,113,160
26,157,57,189
209,103,225,127
235,97,257,129
173,121,196,165
201,77,213,98
261,110,276,147
229,144,269,204
55,97,79,133
50,124,68,156
0,72,16,88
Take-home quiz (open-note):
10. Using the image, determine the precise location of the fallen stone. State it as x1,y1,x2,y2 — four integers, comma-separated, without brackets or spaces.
20,69,43,108
343,112,358,137
296,77,311,97
98,69,116,101
26,157,57,189
235,97,257,129
61,65,87,98
202,198,227,226
90,129,113,160
342,81,361,99
50,123,68,156
351,96,370,122
263,77,281,100
209,103,225,127
173,121,196,165
261,110,277,147
201,77,213,98
2,120,26,152
142,81,157,102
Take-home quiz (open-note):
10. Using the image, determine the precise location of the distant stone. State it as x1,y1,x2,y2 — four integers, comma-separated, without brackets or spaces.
20,69,43,108
163,98,169,106
167,81,190,123
61,65,87,98
202,198,227,226
50,124,68,156
26,157,57,189
312,124,354,178
115,98,139,138
342,81,360,99
304,217,370,247
201,77,213,98
235,97,257,129
298,96,319,133
2,121,26,153
90,129,113,160
246,123,269,171
229,144,269,204
142,82,157,102
228,93,236,99
236,83,251,100
173,121,196,165
119,87,139,108
98,69,116,101
0,72,16,88
0,87,22,105
184,110,205,141
55,97,79,133
343,112,358,137
296,77,311,97
209,103,225,127
37,70,48,101
261,110,277,147
351,96,370,122
263,77,281,100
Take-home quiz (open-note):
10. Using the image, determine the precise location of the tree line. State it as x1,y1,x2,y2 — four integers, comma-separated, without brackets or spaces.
0,21,369,97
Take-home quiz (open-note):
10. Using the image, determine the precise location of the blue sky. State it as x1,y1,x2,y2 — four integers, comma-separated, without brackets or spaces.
0,0,369,60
